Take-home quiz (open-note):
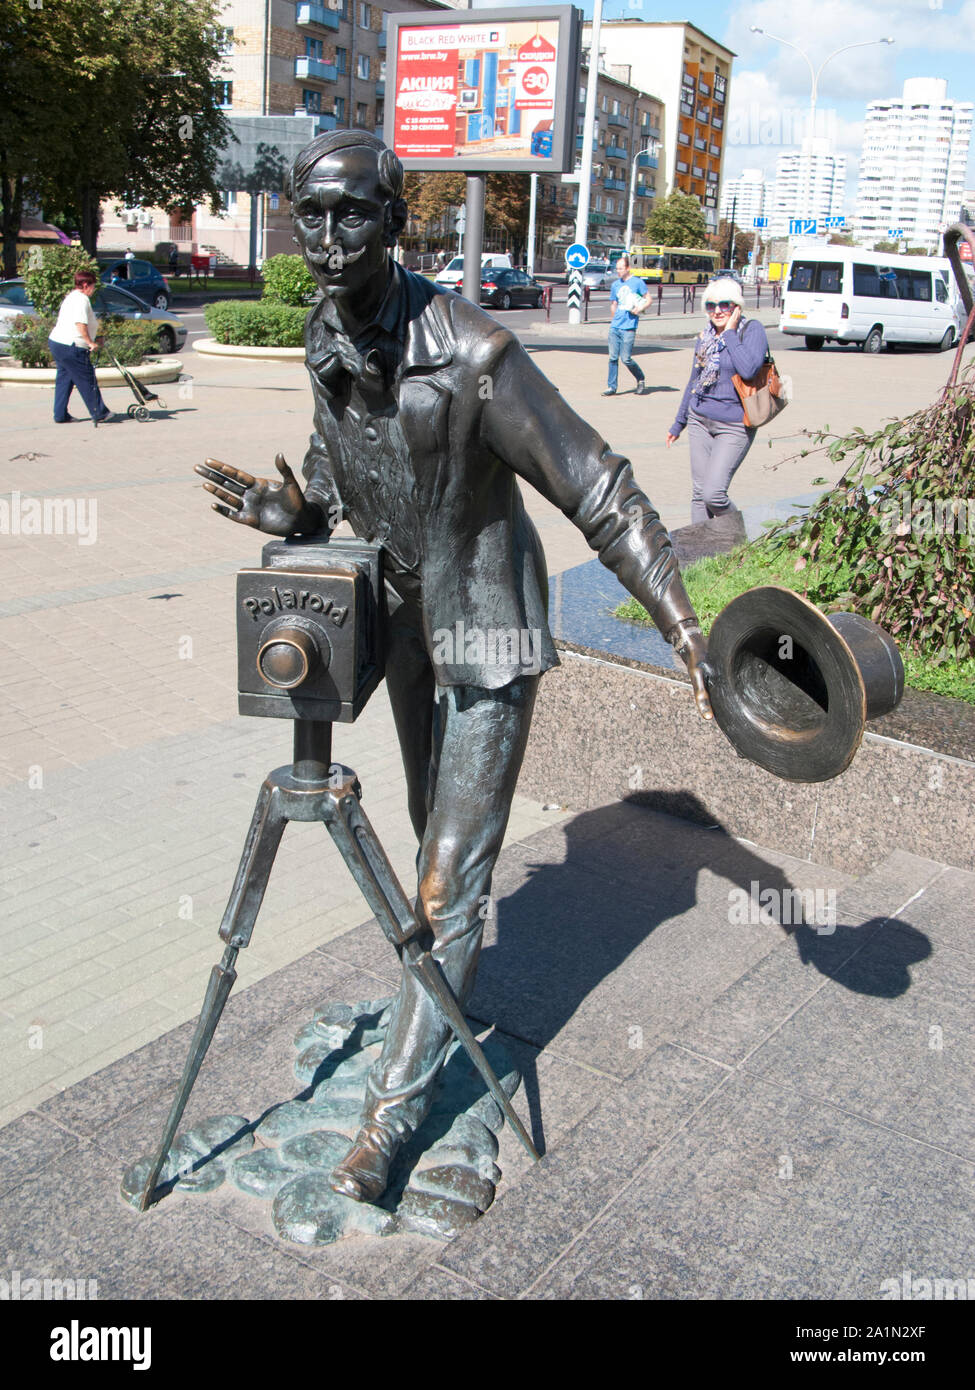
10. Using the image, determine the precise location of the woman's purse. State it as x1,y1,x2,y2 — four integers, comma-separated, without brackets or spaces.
732,348,789,427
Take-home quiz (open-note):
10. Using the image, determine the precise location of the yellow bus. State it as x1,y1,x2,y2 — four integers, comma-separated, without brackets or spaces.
629,245,719,285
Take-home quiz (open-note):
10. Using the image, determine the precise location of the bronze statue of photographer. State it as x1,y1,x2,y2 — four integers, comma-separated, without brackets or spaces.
196,131,711,1205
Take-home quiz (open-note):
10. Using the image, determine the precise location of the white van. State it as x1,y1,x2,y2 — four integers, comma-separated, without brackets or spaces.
434,253,512,290
780,247,964,352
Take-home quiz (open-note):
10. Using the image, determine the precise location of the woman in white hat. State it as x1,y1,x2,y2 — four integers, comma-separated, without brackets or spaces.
665,277,769,522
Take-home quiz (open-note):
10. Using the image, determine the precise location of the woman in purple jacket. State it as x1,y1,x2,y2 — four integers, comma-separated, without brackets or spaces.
666,278,768,522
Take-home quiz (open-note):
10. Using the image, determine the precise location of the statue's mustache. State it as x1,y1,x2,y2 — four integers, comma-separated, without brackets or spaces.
305,246,367,272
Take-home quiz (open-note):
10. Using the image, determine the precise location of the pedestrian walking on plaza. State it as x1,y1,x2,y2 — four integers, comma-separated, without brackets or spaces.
47,271,117,425
666,278,768,522
604,254,649,396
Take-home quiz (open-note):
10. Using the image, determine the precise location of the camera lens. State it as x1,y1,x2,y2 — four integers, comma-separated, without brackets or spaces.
257,627,318,689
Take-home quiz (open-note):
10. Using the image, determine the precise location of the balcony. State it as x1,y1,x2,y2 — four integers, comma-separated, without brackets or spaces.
606,144,627,160
378,29,386,49
294,107,338,131
297,3,340,31
295,55,337,82
604,178,627,192
677,132,691,146
635,183,653,198
607,113,629,127
680,101,694,118
637,153,658,169
575,135,599,151
639,123,661,139
375,80,384,98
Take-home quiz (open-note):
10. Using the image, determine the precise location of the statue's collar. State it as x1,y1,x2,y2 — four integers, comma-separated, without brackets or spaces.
310,260,452,377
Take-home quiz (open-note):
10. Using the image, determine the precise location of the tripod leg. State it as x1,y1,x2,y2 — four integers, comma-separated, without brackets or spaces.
324,785,540,1163
139,781,289,1211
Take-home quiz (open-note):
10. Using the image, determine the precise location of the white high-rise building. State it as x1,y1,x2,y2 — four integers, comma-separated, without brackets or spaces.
769,137,846,236
720,168,769,227
854,79,973,250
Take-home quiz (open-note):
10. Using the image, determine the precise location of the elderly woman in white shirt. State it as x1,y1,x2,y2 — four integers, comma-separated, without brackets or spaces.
47,271,116,425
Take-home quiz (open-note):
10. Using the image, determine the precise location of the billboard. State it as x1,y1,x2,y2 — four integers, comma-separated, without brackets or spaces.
383,7,580,174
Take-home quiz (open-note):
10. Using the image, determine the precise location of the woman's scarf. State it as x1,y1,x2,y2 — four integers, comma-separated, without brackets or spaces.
694,322,722,390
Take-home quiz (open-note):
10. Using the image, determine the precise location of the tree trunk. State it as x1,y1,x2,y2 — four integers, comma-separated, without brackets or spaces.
79,186,101,255
0,163,25,280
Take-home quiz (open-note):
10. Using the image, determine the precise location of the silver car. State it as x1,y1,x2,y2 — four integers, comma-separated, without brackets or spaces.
0,278,186,354
581,259,613,290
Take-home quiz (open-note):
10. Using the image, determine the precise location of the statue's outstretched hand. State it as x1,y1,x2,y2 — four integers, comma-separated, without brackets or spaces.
195,454,312,536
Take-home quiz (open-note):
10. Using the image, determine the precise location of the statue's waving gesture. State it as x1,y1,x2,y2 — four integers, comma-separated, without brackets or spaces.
195,454,318,537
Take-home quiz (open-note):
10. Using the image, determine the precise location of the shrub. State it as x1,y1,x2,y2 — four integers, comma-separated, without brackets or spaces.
261,253,316,306
7,314,55,367
22,245,99,316
98,317,162,366
204,300,308,347
6,313,160,368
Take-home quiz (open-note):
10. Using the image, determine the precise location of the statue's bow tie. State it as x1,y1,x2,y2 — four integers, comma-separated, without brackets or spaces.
308,332,387,392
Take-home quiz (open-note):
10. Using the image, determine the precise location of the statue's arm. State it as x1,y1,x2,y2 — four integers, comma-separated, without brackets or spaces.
481,335,712,716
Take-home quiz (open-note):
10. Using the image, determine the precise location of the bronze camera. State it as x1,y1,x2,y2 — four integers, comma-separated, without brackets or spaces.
236,537,384,722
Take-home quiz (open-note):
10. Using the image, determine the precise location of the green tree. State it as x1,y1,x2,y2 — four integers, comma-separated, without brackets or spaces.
643,191,709,248
0,0,231,274
714,218,754,268
22,244,98,316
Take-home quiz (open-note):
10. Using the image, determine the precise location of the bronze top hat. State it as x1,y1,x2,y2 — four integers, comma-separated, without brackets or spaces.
706,586,905,783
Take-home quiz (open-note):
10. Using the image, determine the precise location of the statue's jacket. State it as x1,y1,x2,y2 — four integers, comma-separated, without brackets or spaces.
302,262,694,689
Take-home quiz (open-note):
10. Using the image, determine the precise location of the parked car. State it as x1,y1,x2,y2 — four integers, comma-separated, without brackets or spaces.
480,268,544,310
0,278,186,354
99,258,171,309
435,253,512,290
582,259,613,290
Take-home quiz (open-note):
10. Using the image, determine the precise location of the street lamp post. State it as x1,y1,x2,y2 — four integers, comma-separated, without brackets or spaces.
624,139,660,254
749,29,894,128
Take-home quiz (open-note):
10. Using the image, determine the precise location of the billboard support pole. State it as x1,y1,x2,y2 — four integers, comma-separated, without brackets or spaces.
527,173,538,277
462,174,486,304
571,0,602,323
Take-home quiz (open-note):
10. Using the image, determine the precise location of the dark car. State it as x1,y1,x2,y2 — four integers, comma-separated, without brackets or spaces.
0,278,186,354
480,268,544,310
100,258,171,309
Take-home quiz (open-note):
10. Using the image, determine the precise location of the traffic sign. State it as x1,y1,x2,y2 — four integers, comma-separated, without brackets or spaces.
887,228,904,238
825,216,845,228
565,242,590,269
790,218,817,236
753,217,768,228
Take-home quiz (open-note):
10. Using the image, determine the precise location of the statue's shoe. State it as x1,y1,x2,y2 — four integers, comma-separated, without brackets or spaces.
329,1123,401,1203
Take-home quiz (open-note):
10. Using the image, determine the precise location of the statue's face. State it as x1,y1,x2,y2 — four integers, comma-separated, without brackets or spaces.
291,147,390,301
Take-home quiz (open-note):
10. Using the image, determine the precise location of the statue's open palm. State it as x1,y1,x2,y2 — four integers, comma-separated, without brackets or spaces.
195,454,308,536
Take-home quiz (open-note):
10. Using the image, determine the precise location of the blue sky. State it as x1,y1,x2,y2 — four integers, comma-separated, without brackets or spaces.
528,1,975,205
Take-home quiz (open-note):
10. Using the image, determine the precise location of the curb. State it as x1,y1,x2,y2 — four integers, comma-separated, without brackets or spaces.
0,356,183,389
192,338,305,360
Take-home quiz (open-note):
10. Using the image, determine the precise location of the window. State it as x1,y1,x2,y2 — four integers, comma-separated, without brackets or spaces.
357,53,369,79
334,95,345,121
358,2,370,28
936,277,948,303
789,261,843,294
216,26,234,55
335,47,347,74
220,189,238,213
356,101,369,126
376,100,384,126
306,37,323,60
213,80,232,107
303,88,322,114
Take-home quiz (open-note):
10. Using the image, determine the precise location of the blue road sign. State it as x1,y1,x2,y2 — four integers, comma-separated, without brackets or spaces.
565,243,590,269
825,216,845,228
753,217,768,228
887,228,904,238
790,218,818,236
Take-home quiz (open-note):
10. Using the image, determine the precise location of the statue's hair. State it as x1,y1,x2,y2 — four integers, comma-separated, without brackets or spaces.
288,130,404,203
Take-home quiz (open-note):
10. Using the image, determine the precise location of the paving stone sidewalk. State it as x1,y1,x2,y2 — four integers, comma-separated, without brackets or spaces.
0,802,967,1301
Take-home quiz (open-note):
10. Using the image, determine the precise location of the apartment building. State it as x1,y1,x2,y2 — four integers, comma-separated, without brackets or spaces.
719,168,770,228
582,20,734,233
768,137,846,237
854,78,973,251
